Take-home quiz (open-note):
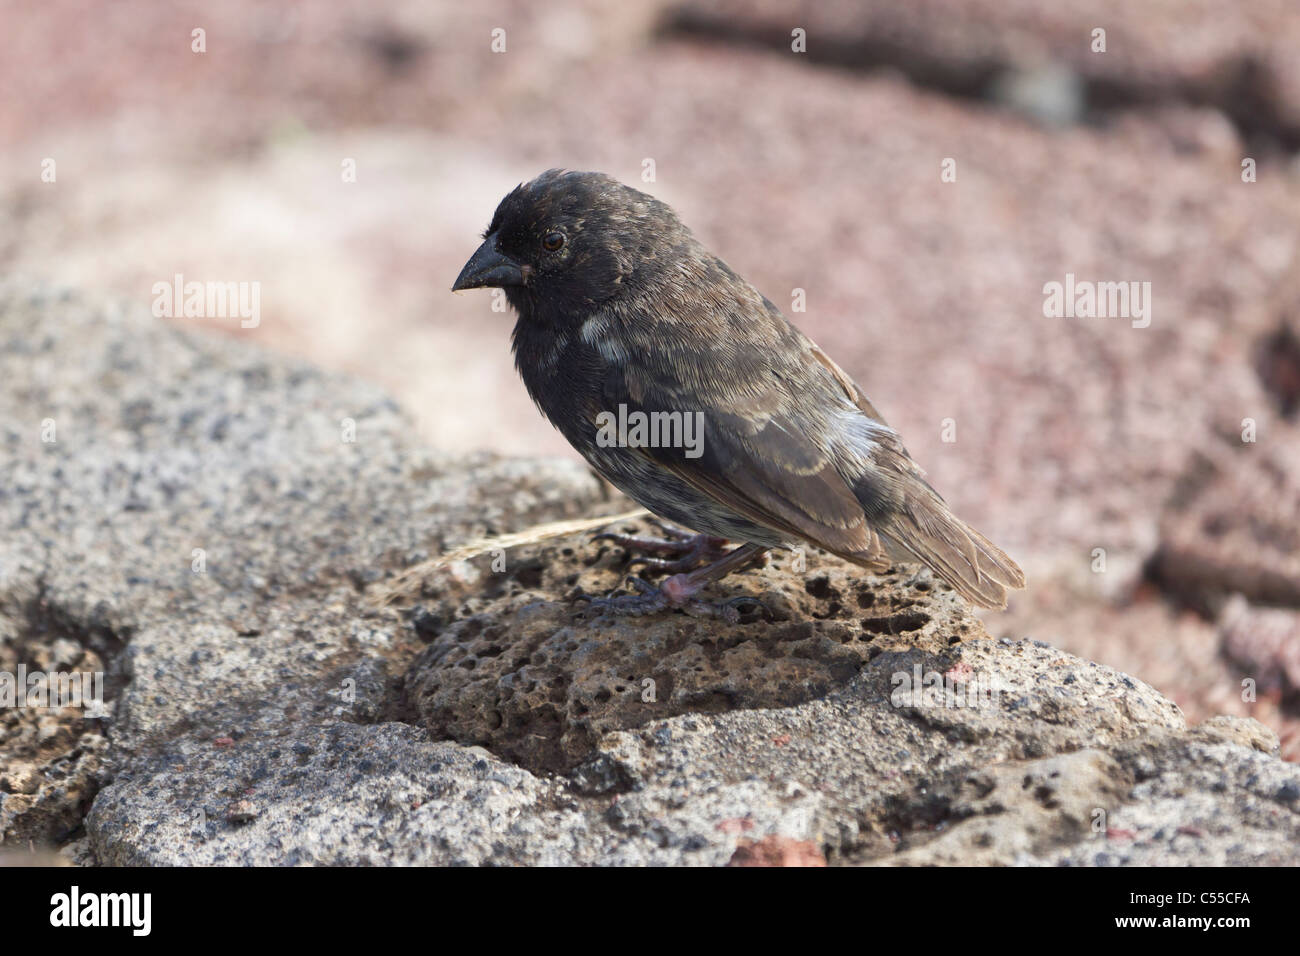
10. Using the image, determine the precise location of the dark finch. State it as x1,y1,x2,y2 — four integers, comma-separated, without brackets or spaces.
453,169,1025,617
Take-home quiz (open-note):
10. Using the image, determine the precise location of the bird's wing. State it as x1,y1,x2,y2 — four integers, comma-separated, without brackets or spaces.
599,330,893,563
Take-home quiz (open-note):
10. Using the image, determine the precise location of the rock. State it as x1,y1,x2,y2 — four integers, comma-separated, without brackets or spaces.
667,0,1300,144
1192,714,1279,753
884,718,1299,866
1049,727,1299,866
881,749,1131,865
997,587,1300,763
86,724,579,866
728,835,827,867
402,526,980,774
1151,428,1300,612
0,617,111,846
1218,597,1300,703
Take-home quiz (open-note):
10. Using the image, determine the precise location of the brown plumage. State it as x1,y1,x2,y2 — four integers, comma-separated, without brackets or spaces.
453,169,1024,611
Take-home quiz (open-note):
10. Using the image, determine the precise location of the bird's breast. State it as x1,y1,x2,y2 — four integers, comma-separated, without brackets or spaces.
513,322,609,447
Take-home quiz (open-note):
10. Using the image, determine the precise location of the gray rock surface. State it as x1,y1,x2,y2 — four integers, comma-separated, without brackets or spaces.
3,284,1299,865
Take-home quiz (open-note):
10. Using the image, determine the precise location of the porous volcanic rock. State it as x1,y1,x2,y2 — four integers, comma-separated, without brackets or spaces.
401,523,982,775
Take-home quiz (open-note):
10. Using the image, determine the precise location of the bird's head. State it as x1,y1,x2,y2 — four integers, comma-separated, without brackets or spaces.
452,169,684,321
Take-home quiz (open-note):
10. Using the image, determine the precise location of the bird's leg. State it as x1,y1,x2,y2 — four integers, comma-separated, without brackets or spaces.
577,543,771,623
593,519,730,575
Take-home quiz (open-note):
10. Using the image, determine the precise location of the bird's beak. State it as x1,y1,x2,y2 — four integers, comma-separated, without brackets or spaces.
451,234,526,291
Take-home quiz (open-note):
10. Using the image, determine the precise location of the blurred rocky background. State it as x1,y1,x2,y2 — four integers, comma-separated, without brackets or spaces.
3,0,1300,862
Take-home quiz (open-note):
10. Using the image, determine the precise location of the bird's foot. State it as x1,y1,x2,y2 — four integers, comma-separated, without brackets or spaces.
575,575,769,624
593,521,730,574
574,542,772,624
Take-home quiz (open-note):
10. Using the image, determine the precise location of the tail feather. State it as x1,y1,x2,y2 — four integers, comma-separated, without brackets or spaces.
832,470,1024,606
874,494,1025,609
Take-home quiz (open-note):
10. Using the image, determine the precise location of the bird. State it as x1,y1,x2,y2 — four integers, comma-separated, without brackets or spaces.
452,169,1024,619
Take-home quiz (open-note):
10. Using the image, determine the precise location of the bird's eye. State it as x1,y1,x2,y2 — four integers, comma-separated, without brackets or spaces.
542,231,565,252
